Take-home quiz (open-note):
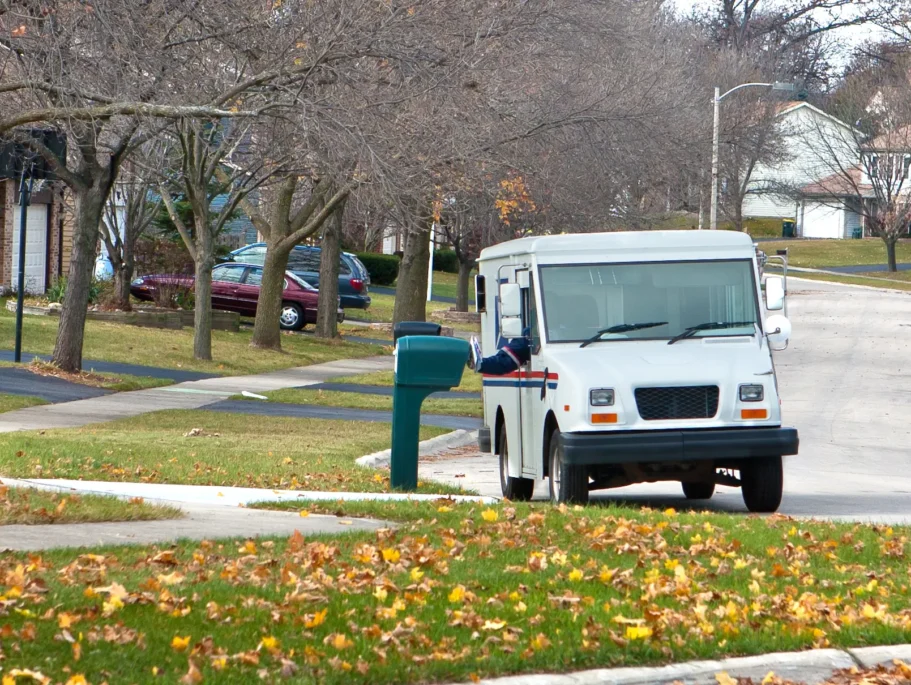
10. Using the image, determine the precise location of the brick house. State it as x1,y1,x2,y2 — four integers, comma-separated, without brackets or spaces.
0,177,70,294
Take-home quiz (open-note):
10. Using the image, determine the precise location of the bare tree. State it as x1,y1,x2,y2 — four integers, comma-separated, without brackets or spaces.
803,71,911,270
100,155,164,309
316,198,347,338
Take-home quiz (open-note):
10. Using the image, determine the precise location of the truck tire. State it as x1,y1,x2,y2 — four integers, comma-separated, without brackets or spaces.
548,429,588,504
682,481,715,500
498,423,534,501
740,456,783,513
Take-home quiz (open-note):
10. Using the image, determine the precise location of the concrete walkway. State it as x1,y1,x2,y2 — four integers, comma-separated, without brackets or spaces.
0,475,493,551
0,356,393,433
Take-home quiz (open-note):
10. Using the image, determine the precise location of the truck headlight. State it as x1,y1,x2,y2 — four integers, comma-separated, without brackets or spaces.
590,388,614,406
739,384,764,402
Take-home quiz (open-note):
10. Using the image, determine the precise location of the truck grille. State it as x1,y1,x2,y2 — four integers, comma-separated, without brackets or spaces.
635,386,719,420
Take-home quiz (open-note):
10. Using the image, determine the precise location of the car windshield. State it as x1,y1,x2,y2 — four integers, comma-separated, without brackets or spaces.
539,260,758,343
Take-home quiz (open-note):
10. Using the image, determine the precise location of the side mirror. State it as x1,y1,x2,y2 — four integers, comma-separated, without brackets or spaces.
475,274,486,313
499,283,522,318
765,276,784,311
500,316,523,338
765,314,791,350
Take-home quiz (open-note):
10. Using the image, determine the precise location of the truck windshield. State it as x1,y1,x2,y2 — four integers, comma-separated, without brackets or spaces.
539,260,759,343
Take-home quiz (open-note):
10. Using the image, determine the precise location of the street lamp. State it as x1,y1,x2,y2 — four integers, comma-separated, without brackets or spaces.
709,81,795,230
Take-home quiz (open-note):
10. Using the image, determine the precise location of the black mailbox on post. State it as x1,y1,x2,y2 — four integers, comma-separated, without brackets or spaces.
393,321,442,345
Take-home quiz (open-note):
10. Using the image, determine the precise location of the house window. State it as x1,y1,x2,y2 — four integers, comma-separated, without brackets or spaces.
903,156,910,180
869,155,878,179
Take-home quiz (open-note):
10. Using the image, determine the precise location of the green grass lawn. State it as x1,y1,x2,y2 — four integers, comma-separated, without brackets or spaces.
0,393,47,414
352,293,454,324
335,369,483,393
0,301,383,376
0,486,180,525
761,238,911,268
0,410,461,495
5,501,911,684
250,388,482,418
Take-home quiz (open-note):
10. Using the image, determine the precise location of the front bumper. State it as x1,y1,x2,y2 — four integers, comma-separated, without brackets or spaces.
559,427,798,466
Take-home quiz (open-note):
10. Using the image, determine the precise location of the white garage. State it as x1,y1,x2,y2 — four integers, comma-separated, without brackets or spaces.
10,204,48,294
798,199,863,239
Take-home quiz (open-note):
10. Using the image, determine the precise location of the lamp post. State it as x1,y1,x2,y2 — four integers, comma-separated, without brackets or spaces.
14,164,34,363
709,81,795,230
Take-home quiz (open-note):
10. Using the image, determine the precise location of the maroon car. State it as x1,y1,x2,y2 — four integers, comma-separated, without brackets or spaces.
130,263,344,331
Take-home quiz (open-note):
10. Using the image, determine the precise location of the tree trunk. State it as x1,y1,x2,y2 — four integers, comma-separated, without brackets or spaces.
393,224,431,325
316,198,345,338
456,259,473,312
193,232,215,361
112,263,132,311
52,181,111,372
251,243,291,350
886,237,898,272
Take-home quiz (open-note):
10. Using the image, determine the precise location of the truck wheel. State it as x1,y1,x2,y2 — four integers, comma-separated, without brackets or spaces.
498,424,534,501
548,429,588,504
740,456,783,513
682,481,715,500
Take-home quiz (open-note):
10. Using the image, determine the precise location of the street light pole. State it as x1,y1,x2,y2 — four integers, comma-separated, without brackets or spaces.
14,165,34,363
710,87,720,232
708,81,795,230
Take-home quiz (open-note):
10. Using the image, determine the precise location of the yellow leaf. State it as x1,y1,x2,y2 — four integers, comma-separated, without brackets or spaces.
304,608,327,629
568,568,584,582
481,619,506,631
448,585,466,603
664,508,677,516
260,635,279,652
762,672,777,685
716,673,738,685
481,509,498,522
171,635,192,652
625,625,653,640
373,587,388,602
437,505,452,512
157,572,185,586
330,633,353,650
514,601,527,613
381,548,400,563
299,510,309,517
531,633,551,650
410,568,424,582
65,677,88,685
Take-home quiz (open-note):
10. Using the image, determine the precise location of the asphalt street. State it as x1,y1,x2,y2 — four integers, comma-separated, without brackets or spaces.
0,366,111,403
421,278,911,522
0,351,217,382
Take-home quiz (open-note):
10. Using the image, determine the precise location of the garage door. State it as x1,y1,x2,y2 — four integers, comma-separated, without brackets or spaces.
801,202,843,239
11,204,48,294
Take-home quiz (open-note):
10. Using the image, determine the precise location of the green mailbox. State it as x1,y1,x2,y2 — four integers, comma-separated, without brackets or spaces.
391,335,470,490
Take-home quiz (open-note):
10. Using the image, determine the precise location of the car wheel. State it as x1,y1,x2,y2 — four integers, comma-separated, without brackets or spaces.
498,423,534,501
548,429,588,504
279,302,305,331
740,456,783,513
682,481,715,500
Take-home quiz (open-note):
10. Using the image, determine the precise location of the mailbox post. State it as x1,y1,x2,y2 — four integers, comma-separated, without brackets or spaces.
391,335,470,489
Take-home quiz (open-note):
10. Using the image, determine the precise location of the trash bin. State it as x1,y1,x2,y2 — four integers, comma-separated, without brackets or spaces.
782,219,796,238
390,335,469,489
392,321,441,344
852,227,863,240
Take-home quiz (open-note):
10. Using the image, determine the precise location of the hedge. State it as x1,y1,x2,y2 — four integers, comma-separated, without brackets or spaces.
356,252,400,286
433,249,459,273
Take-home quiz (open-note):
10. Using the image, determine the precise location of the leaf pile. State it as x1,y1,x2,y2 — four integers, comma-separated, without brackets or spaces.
2,502,911,684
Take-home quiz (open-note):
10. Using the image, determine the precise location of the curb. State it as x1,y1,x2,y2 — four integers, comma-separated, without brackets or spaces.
356,429,478,468
782,274,911,295
449,645,911,685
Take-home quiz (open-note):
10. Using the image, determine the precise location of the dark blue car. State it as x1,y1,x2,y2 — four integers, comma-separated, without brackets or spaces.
228,244,371,309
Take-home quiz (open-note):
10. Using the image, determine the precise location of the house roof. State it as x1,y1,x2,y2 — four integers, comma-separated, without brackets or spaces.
801,166,874,199
774,101,858,133
864,124,911,151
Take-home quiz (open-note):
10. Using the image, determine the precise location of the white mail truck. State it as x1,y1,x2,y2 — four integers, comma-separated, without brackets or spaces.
474,230,797,512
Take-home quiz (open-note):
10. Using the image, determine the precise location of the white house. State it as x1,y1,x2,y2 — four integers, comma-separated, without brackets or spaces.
742,101,859,223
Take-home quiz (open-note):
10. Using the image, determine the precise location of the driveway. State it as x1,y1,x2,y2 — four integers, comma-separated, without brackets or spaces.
0,367,110,403
421,278,911,523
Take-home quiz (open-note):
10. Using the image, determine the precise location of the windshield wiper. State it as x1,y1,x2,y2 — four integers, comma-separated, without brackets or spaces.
667,321,756,345
580,322,668,348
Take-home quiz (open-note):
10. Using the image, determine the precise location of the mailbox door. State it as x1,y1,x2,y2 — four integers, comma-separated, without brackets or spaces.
519,273,545,480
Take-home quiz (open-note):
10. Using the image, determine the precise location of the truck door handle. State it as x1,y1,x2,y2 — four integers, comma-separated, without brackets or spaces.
540,367,549,400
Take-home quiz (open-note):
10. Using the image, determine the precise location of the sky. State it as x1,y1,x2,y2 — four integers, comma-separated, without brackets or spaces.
667,0,886,63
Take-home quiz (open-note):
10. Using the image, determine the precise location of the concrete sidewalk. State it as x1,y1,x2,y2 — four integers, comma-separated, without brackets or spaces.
0,355,393,433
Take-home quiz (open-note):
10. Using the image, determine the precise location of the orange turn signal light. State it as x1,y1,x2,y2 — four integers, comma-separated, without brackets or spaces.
741,409,768,420
591,413,618,424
